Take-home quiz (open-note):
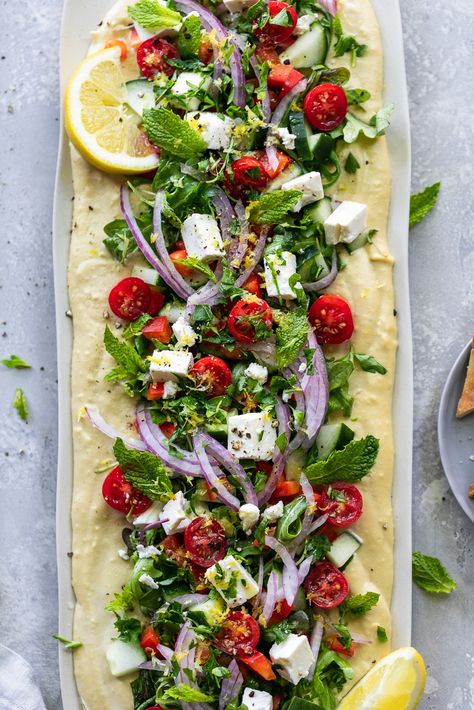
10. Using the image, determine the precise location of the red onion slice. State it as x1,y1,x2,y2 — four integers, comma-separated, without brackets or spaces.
219,659,244,710
235,226,269,287
303,250,338,292
213,186,235,245
153,190,194,297
199,431,258,506
308,618,324,679
297,556,313,585
303,330,329,449
249,54,271,122
231,201,250,264
257,453,286,505
85,406,147,451
270,78,308,127
265,535,299,606
307,512,329,535
318,0,337,16
265,144,280,172
193,434,241,510
262,570,279,622
156,643,174,662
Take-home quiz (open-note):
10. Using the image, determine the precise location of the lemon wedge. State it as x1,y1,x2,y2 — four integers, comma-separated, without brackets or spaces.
338,647,426,710
64,46,159,174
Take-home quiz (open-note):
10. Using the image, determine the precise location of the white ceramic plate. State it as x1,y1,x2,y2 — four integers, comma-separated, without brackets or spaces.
53,1,412,706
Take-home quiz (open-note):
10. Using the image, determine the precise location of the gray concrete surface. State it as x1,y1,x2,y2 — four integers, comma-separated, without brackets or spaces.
0,0,473,708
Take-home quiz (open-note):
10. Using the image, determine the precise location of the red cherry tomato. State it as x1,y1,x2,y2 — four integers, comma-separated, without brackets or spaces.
308,294,354,345
108,277,151,321
242,273,263,299
231,156,270,190
228,297,273,344
303,83,348,132
161,533,188,566
268,599,293,625
147,707,166,710
198,38,214,64
160,422,176,439
215,611,260,657
319,482,363,528
240,651,276,680
105,39,128,60
140,626,161,656
169,248,195,277
146,383,165,401
136,37,179,79
184,516,227,568
328,636,355,657
148,288,165,315
189,356,232,396
258,149,293,180
102,466,152,515
142,316,172,343
255,1,298,44
304,561,349,609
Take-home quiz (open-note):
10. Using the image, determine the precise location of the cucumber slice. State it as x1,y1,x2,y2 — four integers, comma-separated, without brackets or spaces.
292,586,309,611
124,79,155,117
315,422,355,460
159,300,186,323
131,265,160,285
288,111,313,161
267,163,302,191
346,228,375,254
188,596,225,626
297,246,326,283
279,22,328,68
285,449,307,480
305,196,333,224
106,640,146,677
327,531,363,568
309,133,335,165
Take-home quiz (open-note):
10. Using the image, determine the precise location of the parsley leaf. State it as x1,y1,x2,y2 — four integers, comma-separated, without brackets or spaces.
305,435,379,485
177,14,203,58
12,388,28,422
143,107,207,160
164,685,214,702
52,634,82,650
412,551,457,594
377,625,388,642
1,355,31,369
247,190,302,224
104,326,147,381
128,0,181,29
105,584,136,613
275,307,309,368
300,534,332,562
344,152,360,174
340,591,380,620
113,617,142,644
343,104,394,144
122,314,152,339
409,182,440,227
103,218,141,263
113,438,173,500
353,352,387,374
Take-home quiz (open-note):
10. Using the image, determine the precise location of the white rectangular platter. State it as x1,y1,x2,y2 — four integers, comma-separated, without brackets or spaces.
53,1,412,706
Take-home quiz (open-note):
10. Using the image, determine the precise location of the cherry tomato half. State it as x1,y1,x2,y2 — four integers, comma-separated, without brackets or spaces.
328,636,355,657
255,45,281,65
160,422,176,439
242,273,263,299
304,561,349,609
268,599,293,625
140,626,161,656
271,479,301,500
102,466,152,515
108,277,151,321
255,1,298,44
240,651,276,680
184,516,227,568
308,294,354,345
231,156,270,190
148,288,165,315
146,383,165,401
136,37,179,79
189,356,232,396
161,533,187,566
228,297,273,344
319,482,363,528
198,38,214,64
142,316,172,344
303,83,348,132
215,611,260,657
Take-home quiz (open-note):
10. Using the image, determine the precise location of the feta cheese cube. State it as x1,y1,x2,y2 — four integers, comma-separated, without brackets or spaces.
149,349,193,382
171,72,212,111
181,214,224,263
244,362,268,384
186,111,235,150
324,200,368,245
239,503,260,533
162,380,180,400
172,316,197,348
267,126,296,150
269,633,314,685
106,640,146,678
162,491,194,534
205,554,259,607
139,573,159,589
133,500,164,526
227,411,277,461
263,500,284,523
282,171,324,211
294,13,316,35
264,251,297,299
242,687,273,710
136,544,161,558
222,0,258,13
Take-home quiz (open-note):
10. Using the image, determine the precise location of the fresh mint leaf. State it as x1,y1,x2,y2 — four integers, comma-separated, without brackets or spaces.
12,388,28,422
305,435,379,485
164,684,214,702
275,307,309,368
340,591,380,620
174,256,216,282
1,355,31,369
114,438,173,500
103,218,139,264
52,634,82,650
142,107,207,160
122,314,152,339
177,14,202,58
247,190,302,224
346,88,371,105
353,352,387,374
377,625,388,642
104,326,147,381
128,0,181,29
412,551,457,594
218,266,248,301
409,182,440,227
114,617,142,644
343,104,394,144
344,152,360,174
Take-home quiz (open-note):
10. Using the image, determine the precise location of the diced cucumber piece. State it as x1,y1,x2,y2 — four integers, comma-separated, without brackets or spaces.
327,531,363,568
159,301,186,323
298,248,330,283
315,422,355,460
309,133,335,165
305,196,333,224
288,111,313,161
292,587,309,611
285,449,307,480
124,79,155,117
106,640,146,677
205,408,238,439
188,596,226,626
279,22,328,68
131,265,160,285
266,163,302,191
346,228,375,254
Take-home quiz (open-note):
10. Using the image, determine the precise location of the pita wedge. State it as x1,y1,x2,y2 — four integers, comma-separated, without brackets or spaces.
456,338,474,418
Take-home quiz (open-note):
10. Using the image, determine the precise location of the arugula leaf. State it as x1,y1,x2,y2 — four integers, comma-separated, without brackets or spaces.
105,584,136,613
122,314,152,339
409,182,440,227
305,435,379,485
128,0,181,29
12,388,28,422
247,190,302,224
103,218,140,264
333,16,367,66
177,14,203,58
377,625,388,642
412,551,457,594
52,634,82,650
262,611,310,644
275,307,309,368
114,617,142,644
343,104,394,144
353,352,387,374
332,622,352,649
1,354,31,369
340,591,380,619
346,88,371,105
173,256,216,282
344,152,360,174
113,438,173,500
104,326,147,381
142,107,207,160
164,684,214,702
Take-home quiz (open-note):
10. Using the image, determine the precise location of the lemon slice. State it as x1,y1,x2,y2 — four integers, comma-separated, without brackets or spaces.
338,647,426,710
64,46,159,174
